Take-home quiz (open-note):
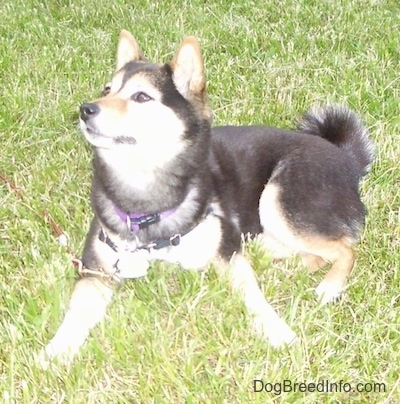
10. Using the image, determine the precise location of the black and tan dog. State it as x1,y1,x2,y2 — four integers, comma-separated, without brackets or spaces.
41,31,374,363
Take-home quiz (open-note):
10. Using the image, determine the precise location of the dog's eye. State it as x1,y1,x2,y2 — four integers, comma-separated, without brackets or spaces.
131,92,153,103
102,85,111,97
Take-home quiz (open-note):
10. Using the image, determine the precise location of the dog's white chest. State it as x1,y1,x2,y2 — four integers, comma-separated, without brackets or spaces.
116,249,150,279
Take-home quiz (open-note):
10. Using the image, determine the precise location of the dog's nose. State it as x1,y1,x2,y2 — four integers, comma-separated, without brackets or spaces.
80,103,100,121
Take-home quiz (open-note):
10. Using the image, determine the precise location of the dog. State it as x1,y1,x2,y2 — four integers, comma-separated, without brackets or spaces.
41,30,374,364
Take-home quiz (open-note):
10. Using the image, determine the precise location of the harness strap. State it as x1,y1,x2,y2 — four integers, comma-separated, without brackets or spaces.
98,229,182,253
99,204,215,253
99,229,121,252
139,233,181,250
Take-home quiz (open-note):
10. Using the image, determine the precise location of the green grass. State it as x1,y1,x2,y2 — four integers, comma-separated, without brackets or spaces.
1,0,399,402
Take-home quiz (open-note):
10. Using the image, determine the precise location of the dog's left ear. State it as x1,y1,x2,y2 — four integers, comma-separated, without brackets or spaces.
116,30,143,71
170,37,206,98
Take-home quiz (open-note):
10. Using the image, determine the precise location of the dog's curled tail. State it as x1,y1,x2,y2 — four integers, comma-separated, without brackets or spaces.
298,105,375,177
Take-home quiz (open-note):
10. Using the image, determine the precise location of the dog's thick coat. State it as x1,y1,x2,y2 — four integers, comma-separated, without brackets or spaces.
41,31,374,363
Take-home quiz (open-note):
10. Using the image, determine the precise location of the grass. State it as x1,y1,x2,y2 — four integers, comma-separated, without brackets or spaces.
1,0,399,402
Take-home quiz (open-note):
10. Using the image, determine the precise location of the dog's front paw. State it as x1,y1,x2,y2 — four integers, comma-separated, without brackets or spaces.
315,280,343,304
37,322,90,369
268,324,297,349
37,337,80,369
253,315,297,348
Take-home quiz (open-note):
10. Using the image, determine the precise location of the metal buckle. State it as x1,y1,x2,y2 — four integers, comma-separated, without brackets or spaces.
126,215,132,231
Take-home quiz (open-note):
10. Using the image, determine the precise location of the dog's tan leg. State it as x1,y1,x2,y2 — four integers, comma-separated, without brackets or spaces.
40,277,114,366
215,254,296,348
259,183,356,304
313,239,355,304
301,253,327,273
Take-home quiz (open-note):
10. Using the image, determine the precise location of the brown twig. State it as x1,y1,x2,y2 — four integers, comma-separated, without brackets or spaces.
0,172,24,198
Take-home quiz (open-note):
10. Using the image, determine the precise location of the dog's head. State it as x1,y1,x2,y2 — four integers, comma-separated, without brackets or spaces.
79,30,212,162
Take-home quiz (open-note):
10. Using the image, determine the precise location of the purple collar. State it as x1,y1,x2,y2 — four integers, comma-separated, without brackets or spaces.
114,204,176,233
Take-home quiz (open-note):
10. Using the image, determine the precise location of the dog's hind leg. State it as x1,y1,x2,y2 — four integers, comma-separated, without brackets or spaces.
39,277,114,367
306,238,355,304
215,254,297,348
300,253,327,273
259,182,356,305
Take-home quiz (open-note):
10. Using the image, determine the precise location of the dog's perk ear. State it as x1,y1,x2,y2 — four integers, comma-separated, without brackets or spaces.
170,36,205,98
116,30,143,71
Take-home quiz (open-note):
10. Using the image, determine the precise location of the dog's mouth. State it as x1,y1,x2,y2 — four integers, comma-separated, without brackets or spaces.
114,136,137,145
80,120,137,148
